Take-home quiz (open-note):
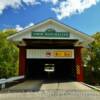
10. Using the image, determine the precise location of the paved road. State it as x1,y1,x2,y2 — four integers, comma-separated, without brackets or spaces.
3,80,42,91
0,80,100,100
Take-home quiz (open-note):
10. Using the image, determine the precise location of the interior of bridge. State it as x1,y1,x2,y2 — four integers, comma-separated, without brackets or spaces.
26,59,76,81
24,39,77,81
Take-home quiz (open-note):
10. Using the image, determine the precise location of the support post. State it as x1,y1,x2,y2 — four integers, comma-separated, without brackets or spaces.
75,47,84,82
18,46,26,76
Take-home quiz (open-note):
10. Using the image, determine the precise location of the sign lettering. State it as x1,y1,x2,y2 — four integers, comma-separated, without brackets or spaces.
31,32,70,38
53,51,72,57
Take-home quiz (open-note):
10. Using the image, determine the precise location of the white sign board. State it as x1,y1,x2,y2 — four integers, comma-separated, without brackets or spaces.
27,49,74,59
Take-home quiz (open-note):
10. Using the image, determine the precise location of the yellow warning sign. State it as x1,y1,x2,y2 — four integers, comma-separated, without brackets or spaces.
53,51,72,57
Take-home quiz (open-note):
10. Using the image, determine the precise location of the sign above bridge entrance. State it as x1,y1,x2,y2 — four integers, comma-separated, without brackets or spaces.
31,29,70,38
31,31,70,38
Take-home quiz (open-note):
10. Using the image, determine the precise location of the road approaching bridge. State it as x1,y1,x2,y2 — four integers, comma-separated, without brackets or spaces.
0,80,100,100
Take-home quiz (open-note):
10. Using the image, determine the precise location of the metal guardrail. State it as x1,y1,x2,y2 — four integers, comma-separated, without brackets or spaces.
0,75,24,89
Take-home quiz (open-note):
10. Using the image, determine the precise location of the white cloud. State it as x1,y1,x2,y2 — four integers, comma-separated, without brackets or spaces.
15,25,23,31
41,0,58,5
25,22,34,28
0,0,60,14
23,0,40,5
0,0,100,20
15,22,34,31
0,0,40,14
52,0,100,20
0,0,22,14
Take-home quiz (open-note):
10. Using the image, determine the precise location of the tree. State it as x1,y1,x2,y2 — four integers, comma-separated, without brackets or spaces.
0,29,18,78
83,32,100,84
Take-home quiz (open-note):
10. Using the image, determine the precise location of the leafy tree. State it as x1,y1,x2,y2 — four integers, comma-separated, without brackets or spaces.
83,32,100,84
0,29,18,78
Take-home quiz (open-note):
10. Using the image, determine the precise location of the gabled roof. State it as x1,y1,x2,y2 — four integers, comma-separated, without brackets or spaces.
7,18,94,43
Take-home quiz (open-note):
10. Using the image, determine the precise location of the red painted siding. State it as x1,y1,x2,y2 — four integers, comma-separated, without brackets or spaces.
18,46,26,76
75,47,84,82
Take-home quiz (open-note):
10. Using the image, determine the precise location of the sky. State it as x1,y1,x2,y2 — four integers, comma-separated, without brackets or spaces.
0,0,100,35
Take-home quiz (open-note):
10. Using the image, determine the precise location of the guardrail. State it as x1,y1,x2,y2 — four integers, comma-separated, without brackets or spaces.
0,75,24,89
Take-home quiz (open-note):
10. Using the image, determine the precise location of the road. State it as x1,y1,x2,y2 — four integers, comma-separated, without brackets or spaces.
0,80,100,100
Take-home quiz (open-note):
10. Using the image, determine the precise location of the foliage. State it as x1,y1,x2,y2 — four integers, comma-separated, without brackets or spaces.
83,32,100,85
0,29,18,78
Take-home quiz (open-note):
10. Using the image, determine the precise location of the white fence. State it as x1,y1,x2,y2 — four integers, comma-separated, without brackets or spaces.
0,75,24,89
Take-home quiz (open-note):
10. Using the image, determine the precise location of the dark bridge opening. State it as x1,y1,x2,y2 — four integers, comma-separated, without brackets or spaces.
26,59,76,81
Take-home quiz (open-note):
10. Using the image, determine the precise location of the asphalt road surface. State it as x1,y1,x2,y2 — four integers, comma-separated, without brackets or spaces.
0,80,100,100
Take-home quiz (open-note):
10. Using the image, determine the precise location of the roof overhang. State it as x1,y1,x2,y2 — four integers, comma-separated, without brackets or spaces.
7,19,94,47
